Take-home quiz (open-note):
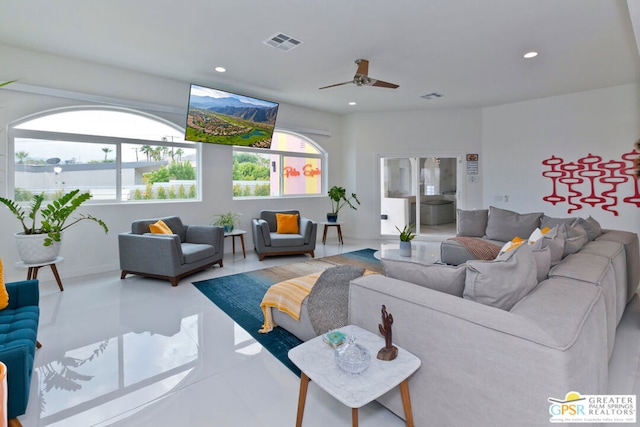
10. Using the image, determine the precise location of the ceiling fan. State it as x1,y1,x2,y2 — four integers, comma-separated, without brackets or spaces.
319,59,399,90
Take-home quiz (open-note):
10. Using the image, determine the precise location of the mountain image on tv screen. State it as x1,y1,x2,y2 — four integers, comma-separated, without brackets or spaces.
185,84,279,148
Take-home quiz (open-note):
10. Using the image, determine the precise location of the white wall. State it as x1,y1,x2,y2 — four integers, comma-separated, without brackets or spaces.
343,109,483,239
0,45,344,282
482,83,640,234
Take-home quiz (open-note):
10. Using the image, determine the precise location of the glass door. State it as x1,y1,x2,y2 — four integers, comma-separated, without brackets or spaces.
380,156,458,238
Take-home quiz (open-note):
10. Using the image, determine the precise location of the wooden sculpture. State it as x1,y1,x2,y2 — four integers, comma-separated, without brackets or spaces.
377,305,398,361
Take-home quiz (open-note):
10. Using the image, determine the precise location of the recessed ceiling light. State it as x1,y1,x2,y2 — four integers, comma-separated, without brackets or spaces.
523,51,538,59
348,101,357,106
214,66,226,73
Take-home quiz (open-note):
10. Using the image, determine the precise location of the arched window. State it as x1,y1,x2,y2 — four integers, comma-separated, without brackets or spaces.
8,106,198,202
232,130,325,198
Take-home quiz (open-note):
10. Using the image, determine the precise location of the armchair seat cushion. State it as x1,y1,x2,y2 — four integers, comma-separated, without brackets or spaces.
181,243,216,264
270,234,305,247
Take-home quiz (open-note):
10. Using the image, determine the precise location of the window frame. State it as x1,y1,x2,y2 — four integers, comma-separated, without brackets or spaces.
232,130,327,199
5,105,199,203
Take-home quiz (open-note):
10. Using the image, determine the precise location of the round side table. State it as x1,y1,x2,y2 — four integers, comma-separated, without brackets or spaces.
15,256,64,291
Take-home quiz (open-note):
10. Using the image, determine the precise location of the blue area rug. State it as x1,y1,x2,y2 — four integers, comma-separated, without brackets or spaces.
192,249,382,376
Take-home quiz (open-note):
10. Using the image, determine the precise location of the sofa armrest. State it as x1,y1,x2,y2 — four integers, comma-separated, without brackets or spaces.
118,233,184,273
5,280,39,309
299,217,317,245
252,218,271,248
0,345,31,419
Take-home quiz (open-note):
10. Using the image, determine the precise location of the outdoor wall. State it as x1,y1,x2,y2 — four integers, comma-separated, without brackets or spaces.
0,44,343,282
482,83,640,234
343,109,483,239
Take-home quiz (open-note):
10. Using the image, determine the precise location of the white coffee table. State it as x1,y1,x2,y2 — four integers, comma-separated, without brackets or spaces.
288,324,421,426
374,241,441,264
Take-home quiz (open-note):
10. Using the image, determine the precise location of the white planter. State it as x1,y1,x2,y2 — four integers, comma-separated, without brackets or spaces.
14,232,62,264
399,241,412,257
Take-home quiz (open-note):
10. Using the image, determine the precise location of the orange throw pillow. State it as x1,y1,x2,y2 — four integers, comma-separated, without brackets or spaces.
276,213,300,234
0,259,9,310
149,219,173,234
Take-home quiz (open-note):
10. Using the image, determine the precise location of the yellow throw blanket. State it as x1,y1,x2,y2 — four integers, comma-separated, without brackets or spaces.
259,271,323,333
259,269,378,334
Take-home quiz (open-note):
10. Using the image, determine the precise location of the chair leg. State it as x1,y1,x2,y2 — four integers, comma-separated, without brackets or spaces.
120,271,128,280
36,341,42,349
170,278,179,287
310,251,315,258
8,418,22,427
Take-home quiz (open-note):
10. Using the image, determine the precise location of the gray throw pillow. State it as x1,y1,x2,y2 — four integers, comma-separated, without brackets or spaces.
382,258,466,297
485,206,543,242
575,216,602,241
540,215,576,230
456,209,488,237
531,246,551,283
463,243,538,311
534,225,564,266
563,222,588,257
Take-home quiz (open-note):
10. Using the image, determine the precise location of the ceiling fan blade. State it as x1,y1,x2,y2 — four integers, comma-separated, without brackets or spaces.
319,81,353,90
355,59,369,77
369,79,399,89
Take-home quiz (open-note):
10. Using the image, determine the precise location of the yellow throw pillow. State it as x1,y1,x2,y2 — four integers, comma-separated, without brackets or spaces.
149,219,173,235
276,213,300,234
0,259,9,310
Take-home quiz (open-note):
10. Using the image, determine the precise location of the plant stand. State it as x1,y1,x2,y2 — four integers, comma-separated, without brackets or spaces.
15,256,64,291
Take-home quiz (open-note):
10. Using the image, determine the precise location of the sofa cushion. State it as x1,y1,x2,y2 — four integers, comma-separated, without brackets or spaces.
456,209,488,237
531,246,552,283
270,233,304,247
563,222,588,257
463,243,538,310
540,215,576,230
574,216,602,241
180,243,215,264
382,258,466,297
485,206,543,242
535,225,564,266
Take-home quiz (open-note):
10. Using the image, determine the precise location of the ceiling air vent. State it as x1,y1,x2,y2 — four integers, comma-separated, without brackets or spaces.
263,33,303,52
421,92,443,100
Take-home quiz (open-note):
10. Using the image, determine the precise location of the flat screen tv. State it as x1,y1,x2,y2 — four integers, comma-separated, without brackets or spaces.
185,84,279,149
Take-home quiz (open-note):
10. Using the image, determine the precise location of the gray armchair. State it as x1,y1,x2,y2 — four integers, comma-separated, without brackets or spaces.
119,216,224,286
252,210,317,261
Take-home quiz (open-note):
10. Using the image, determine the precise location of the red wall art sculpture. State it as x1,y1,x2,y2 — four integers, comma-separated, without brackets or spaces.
542,149,640,216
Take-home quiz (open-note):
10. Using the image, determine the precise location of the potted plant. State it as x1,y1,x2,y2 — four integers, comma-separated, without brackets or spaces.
211,211,242,233
395,223,415,257
327,185,360,222
0,189,109,264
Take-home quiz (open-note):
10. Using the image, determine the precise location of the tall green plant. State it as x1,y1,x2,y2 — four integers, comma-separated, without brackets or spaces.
0,189,109,246
328,186,360,215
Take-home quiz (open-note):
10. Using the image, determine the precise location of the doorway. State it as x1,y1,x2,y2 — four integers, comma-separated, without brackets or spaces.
380,156,459,239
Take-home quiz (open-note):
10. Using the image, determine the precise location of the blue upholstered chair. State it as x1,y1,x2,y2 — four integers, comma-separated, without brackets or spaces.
0,279,40,422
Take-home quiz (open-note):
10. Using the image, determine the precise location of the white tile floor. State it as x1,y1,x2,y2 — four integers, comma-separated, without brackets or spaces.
16,236,640,427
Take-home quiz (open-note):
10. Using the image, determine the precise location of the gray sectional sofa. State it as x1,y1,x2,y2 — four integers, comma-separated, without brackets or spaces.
348,206,639,427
